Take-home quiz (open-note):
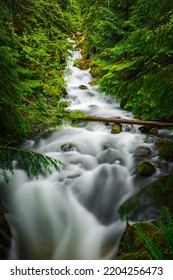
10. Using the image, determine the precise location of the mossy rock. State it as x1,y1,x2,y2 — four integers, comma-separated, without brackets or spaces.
89,79,97,86
74,58,90,70
148,127,159,135
155,139,167,147
89,61,101,78
118,173,173,221
79,85,88,90
111,124,122,134
159,140,173,161
137,161,155,176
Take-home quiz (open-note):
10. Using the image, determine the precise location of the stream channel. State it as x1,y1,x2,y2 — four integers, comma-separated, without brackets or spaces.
1,42,173,260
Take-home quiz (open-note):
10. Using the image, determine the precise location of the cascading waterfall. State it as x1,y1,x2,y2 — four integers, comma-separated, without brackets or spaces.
0,43,173,260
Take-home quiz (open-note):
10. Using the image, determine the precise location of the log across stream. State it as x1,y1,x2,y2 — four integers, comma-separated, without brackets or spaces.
73,115,173,128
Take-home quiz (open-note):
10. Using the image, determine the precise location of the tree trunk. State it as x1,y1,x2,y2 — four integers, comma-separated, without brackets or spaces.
73,115,173,127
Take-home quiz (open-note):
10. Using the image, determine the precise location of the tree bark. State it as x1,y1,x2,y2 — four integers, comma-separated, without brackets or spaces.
73,115,173,127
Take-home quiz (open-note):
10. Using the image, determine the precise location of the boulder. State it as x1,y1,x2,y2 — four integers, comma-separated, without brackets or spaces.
137,161,155,176
148,127,159,135
155,139,167,147
111,124,122,134
79,85,88,90
134,146,151,158
159,140,173,161
138,126,151,134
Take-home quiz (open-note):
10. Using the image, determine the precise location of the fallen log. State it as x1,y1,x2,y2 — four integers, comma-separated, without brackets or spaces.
73,115,173,127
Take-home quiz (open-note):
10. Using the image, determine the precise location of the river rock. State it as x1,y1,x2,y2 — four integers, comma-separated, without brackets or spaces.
138,126,152,134
159,140,173,161
134,146,151,158
59,143,77,152
137,161,155,176
155,139,167,147
79,85,88,90
148,127,159,135
111,124,122,134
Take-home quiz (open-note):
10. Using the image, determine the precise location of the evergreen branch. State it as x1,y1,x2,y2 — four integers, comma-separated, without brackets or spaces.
0,147,63,183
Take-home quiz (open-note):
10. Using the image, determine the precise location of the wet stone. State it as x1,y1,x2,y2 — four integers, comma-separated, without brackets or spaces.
134,146,151,158
137,161,155,176
111,124,122,134
59,143,78,152
79,85,88,90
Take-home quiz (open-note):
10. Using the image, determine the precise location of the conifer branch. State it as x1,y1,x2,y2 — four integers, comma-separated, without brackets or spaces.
0,147,63,183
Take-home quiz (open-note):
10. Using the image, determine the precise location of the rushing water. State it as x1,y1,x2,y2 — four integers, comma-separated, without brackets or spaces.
1,45,173,260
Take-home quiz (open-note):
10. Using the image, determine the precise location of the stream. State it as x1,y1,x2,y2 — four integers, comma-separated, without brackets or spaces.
1,43,173,260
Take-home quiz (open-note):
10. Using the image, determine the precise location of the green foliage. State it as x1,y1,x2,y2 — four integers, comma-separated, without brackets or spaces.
118,207,173,260
0,147,62,183
80,0,173,122
133,223,164,260
0,0,82,144
118,173,173,222
156,207,173,258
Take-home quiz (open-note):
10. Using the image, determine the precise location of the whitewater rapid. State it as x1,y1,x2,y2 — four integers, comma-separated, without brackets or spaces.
0,45,171,260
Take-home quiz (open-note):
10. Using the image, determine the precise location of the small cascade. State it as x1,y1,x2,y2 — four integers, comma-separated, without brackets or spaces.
0,45,173,260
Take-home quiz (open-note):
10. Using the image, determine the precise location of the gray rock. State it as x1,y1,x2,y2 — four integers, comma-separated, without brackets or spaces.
60,143,77,152
134,146,151,158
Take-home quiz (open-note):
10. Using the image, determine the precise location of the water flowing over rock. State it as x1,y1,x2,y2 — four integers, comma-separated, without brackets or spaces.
0,46,173,260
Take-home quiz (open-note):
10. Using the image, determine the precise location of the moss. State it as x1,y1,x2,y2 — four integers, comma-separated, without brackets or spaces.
89,79,97,86
74,58,90,70
111,124,122,134
159,140,173,161
79,85,88,90
117,222,169,260
148,128,159,135
118,173,173,221
117,251,149,260
137,161,155,176
155,139,167,147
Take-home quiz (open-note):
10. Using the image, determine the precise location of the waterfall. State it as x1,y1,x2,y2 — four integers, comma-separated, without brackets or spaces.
0,44,172,260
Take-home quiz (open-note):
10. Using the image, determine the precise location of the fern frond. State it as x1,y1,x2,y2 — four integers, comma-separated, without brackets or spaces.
157,206,173,258
134,224,164,260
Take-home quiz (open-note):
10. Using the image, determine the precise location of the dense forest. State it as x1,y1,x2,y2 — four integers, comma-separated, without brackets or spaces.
0,0,173,260
1,0,173,145
0,0,81,144
79,0,173,121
